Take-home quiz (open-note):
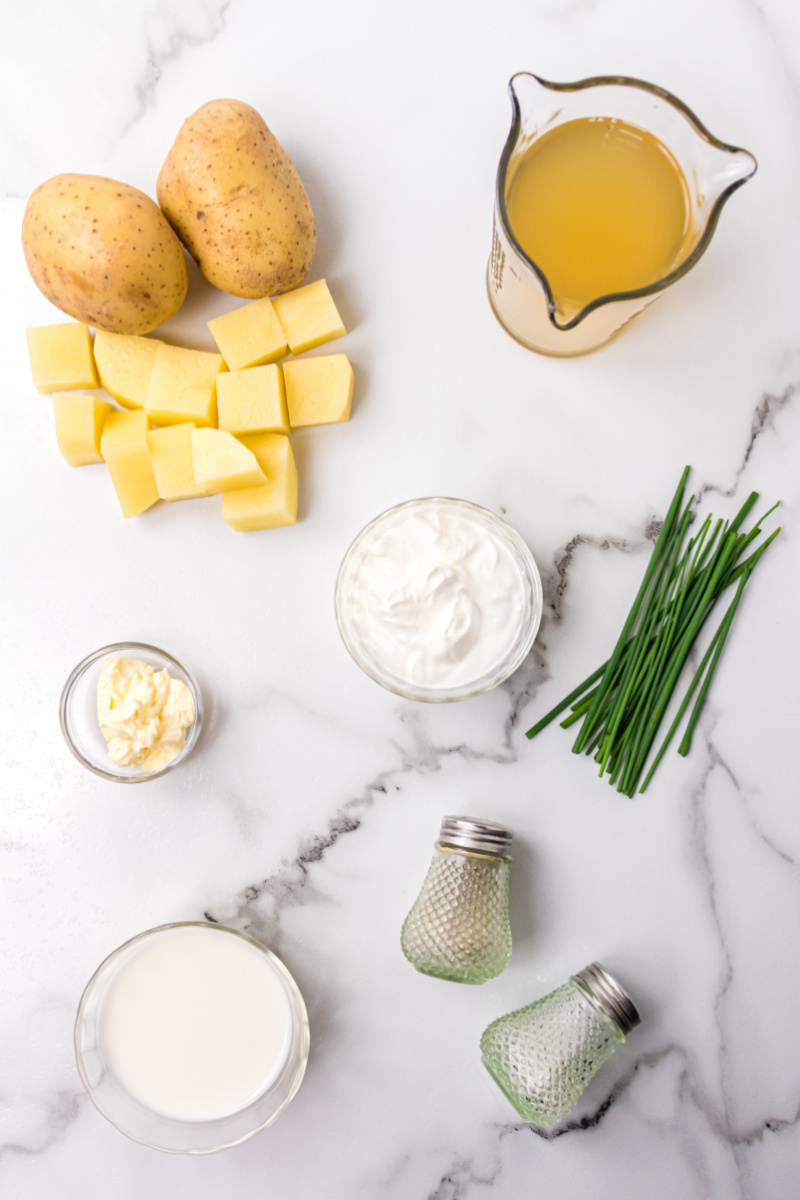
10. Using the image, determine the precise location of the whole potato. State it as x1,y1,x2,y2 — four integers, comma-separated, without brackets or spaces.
22,175,187,334
157,99,316,298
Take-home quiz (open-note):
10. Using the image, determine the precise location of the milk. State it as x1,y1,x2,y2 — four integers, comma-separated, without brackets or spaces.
100,925,292,1120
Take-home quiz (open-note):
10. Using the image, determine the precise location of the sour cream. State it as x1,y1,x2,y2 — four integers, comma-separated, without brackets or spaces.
337,499,539,694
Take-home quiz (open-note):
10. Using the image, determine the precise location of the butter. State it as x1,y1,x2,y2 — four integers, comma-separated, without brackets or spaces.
97,657,195,773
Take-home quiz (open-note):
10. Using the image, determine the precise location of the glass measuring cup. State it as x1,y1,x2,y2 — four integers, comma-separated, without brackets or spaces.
487,73,757,356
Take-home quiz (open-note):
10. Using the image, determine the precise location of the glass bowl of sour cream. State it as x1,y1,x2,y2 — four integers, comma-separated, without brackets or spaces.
335,498,543,702
59,642,203,783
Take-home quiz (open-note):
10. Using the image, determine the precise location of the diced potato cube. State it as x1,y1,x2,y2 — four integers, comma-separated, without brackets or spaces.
191,428,267,495
144,343,225,428
53,393,114,466
283,355,354,427
147,424,205,501
272,279,346,355
207,299,287,371
26,322,98,393
217,365,289,435
100,410,159,518
222,434,298,532
94,331,163,410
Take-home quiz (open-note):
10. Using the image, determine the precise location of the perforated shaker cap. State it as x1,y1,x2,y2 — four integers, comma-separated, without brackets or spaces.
438,816,513,856
574,961,641,1037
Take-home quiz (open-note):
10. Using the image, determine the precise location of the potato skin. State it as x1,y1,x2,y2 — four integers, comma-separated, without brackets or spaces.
157,99,316,299
22,174,188,334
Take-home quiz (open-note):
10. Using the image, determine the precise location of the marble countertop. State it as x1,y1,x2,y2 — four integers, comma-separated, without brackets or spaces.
2,1,799,1196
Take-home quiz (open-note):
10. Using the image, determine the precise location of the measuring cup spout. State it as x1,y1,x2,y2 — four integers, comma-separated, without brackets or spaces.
708,147,757,196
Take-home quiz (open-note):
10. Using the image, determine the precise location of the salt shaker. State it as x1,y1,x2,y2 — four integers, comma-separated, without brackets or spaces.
480,961,641,1126
401,816,513,984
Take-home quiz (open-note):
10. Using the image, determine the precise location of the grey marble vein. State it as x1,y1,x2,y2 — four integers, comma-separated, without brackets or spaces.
700,384,796,501
207,699,532,945
423,1038,800,1200
112,0,232,148
0,1091,83,1163
425,1134,508,1200
739,792,800,876
546,531,653,624
740,1,800,110
534,1041,800,1151
683,718,800,1198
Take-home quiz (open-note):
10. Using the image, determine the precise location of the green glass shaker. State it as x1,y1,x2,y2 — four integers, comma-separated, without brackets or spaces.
480,961,641,1126
401,816,513,984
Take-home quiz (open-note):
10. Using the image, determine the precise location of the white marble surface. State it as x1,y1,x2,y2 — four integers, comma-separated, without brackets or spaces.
1,1,799,1196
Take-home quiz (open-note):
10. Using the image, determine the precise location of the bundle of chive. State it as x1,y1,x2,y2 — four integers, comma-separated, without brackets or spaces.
526,467,780,795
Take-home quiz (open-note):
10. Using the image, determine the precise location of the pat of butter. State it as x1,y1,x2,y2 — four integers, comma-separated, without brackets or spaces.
97,656,195,773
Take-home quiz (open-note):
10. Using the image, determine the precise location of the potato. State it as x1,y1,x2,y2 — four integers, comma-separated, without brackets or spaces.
271,279,346,355
26,322,98,393
283,354,353,427
217,365,289,435
54,394,113,466
147,424,205,501
222,434,297,532
22,174,187,334
157,100,315,298
191,428,266,494
144,343,225,428
94,331,163,409
207,298,287,371
100,410,159,518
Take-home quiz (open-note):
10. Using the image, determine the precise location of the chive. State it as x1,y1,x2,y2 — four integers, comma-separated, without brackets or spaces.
524,662,606,740
677,572,750,758
618,538,690,793
572,466,691,755
638,612,728,793
619,527,745,791
598,504,691,776
678,527,780,757
560,702,591,729
525,468,780,795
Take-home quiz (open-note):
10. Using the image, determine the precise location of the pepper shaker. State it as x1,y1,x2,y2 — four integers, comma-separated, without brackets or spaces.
401,816,513,984
480,961,641,1125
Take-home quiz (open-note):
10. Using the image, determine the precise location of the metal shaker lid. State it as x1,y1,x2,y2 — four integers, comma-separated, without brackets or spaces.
574,961,641,1037
438,816,513,856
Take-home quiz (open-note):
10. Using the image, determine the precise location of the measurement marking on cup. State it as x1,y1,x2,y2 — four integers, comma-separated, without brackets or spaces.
491,226,505,291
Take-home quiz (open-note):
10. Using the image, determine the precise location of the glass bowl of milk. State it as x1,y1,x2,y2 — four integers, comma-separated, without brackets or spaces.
335,498,543,702
75,923,310,1153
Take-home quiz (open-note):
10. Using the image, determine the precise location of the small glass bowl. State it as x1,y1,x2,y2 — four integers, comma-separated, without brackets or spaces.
335,498,543,702
59,642,203,783
75,922,310,1154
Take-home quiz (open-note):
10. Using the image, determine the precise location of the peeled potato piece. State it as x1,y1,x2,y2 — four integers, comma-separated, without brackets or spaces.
283,355,353,427
217,365,289,435
26,322,98,393
100,410,159,518
54,394,114,466
222,433,297,532
271,279,345,355
147,424,205,501
94,331,163,410
207,299,287,371
191,428,266,495
144,343,226,428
